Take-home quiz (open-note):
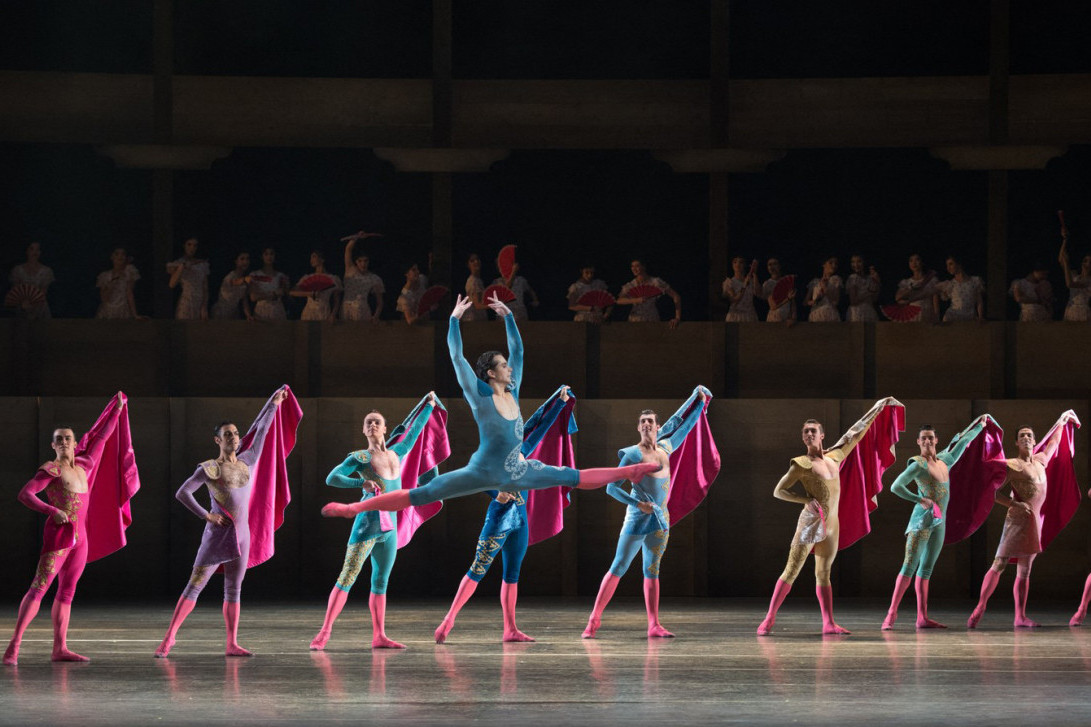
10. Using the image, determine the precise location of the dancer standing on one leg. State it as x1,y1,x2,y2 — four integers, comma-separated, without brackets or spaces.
968,411,1080,629
881,416,992,630
156,386,301,657
435,385,579,644
5,392,140,666
322,293,659,518
582,385,718,639
757,397,904,636
311,393,449,650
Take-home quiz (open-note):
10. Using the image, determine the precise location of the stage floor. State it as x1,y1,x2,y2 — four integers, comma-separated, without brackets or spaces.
2,598,1091,725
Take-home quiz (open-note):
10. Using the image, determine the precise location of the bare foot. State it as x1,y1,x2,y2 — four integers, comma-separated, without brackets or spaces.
51,648,90,663
434,620,453,644
647,625,674,638
1071,611,1086,627
321,502,353,518
1014,617,1041,629
881,612,897,631
756,616,775,636
225,644,253,657
967,608,984,629
309,631,330,651
372,635,406,649
503,629,536,643
822,623,851,635
3,643,18,666
581,616,600,639
916,618,947,629
154,637,175,658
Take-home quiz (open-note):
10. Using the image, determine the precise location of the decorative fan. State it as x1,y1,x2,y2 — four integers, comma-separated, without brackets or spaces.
250,273,274,284
296,274,338,293
770,275,796,308
497,245,517,280
577,290,616,308
881,304,922,322
340,231,384,242
483,284,516,303
417,285,449,317
626,284,663,300
4,284,45,309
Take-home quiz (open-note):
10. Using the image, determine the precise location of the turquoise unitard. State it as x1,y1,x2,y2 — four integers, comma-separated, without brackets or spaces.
606,388,707,579
890,418,987,579
324,403,433,594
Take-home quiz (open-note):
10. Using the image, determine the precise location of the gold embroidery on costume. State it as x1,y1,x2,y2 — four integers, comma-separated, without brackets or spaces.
32,551,62,591
188,565,212,588
336,539,377,590
780,542,811,584
470,536,505,576
647,530,670,576
1011,478,1040,503
46,486,83,542
903,528,932,570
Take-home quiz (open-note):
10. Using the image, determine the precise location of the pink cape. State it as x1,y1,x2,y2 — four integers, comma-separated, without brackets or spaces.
1037,417,1081,551
944,417,1008,544
391,402,452,549
525,395,578,546
665,396,720,525
238,388,302,569
44,394,141,561
837,401,905,550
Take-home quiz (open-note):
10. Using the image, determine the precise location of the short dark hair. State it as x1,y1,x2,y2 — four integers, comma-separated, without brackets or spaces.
918,424,936,434
639,409,658,424
475,351,503,382
214,420,236,438
1016,425,1035,438
803,418,824,434
52,426,75,438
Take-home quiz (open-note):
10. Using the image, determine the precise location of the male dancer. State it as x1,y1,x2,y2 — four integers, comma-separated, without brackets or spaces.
4,393,138,665
968,411,1079,629
582,385,716,639
881,416,991,630
435,385,577,644
311,393,445,650
156,386,301,657
322,293,658,516
757,397,902,635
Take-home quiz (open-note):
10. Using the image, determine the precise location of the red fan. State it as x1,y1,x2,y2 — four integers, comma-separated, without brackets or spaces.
340,231,384,242
483,284,516,303
881,304,922,322
770,275,796,308
626,284,663,301
250,273,273,283
296,274,338,293
417,285,449,317
4,284,45,309
497,245,517,280
577,290,616,308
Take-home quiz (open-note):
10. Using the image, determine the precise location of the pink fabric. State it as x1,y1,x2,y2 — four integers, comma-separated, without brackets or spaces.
392,405,452,549
1036,417,1081,551
525,396,578,545
238,387,302,569
944,417,1008,544
837,402,905,550
83,394,141,562
665,397,720,525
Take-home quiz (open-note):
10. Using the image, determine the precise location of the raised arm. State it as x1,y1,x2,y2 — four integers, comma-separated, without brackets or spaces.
390,396,437,457
503,313,524,393
447,310,481,399
325,454,366,489
941,415,989,465
76,393,124,471
1037,410,1078,463
237,387,287,466
827,396,900,460
659,386,710,453
889,460,926,504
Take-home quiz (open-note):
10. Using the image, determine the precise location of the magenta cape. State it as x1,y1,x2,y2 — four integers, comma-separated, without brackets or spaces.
1037,416,1082,551
524,389,579,545
665,392,720,525
390,397,453,549
43,393,141,561
837,401,905,550
944,417,1008,544
237,387,302,569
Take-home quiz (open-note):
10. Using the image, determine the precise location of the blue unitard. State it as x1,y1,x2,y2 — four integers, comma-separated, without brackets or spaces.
890,418,987,579
405,316,579,507
325,402,434,594
606,388,708,579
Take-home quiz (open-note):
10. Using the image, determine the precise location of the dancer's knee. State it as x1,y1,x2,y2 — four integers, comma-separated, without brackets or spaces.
990,558,1007,573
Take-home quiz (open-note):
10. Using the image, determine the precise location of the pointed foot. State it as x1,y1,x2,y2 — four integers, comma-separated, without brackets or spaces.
3,644,18,666
503,629,536,643
581,617,600,639
51,648,90,663
321,502,353,519
822,623,851,635
434,621,452,644
153,637,175,658
647,625,674,638
756,616,775,636
881,613,897,631
1070,611,1086,627
372,636,406,649
967,609,984,629
916,618,947,629
1014,617,1041,629
309,631,330,651
225,644,253,657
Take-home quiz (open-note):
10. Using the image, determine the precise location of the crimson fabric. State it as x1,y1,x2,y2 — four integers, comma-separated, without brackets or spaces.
524,393,578,545
944,417,1007,544
664,396,720,525
1036,417,1082,551
837,402,905,550
390,400,452,549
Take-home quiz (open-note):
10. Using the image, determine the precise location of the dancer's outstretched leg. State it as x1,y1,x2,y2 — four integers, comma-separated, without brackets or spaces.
757,579,792,635
323,489,412,517
644,579,673,638
436,577,479,643
1071,572,1091,627
4,590,45,666
882,574,912,630
583,574,620,638
501,582,534,642
51,601,89,663
968,563,1003,629
576,463,660,490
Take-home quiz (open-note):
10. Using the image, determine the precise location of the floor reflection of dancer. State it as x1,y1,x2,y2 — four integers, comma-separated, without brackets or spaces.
881,416,989,630
968,412,1078,629
4,393,137,665
322,293,659,516
434,386,576,644
311,394,441,650
757,398,901,635
582,386,714,639
156,387,300,657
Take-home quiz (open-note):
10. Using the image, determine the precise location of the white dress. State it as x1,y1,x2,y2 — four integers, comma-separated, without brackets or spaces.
567,278,609,323
620,276,671,322
341,270,384,321
939,276,984,322
211,271,249,319
95,265,140,319
763,277,792,323
492,276,535,321
8,263,54,319
168,258,210,320
251,271,289,321
298,273,342,321
722,277,758,322
896,276,940,323
806,276,842,322
397,281,427,319
1009,278,1051,322
845,273,879,322
1064,274,1090,322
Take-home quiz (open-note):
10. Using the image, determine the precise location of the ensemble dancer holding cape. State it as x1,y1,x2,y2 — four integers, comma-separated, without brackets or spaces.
321,293,659,517
311,393,450,650
435,385,579,644
757,397,904,636
881,415,1000,630
967,411,1081,629
156,386,302,657
4,393,139,665
582,385,719,639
